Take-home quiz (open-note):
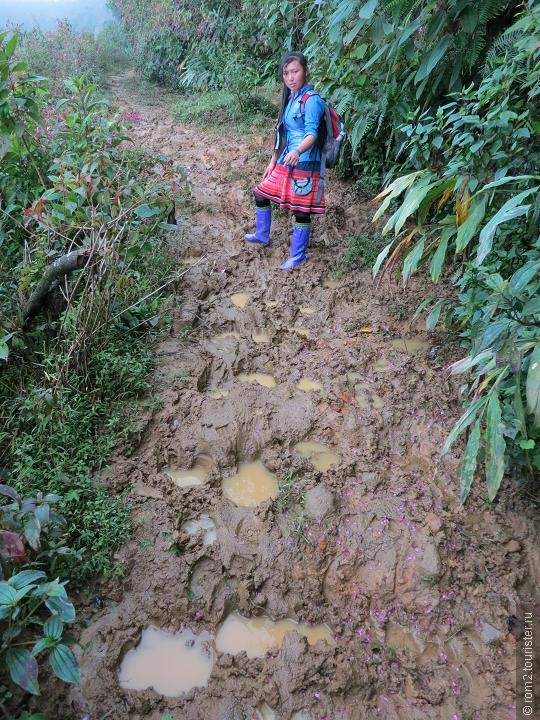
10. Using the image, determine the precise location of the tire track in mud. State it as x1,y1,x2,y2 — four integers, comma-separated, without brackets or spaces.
61,74,539,720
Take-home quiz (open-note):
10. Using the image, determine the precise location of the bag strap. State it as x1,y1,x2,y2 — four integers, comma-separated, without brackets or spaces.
299,89,319,117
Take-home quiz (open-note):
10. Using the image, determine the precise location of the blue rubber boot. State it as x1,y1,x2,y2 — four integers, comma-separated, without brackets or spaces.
279,223,310,269
245,207,271,244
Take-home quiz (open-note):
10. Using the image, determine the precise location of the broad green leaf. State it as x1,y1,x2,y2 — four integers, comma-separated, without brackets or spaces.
414,34,452,83
477,187,537,265
0,484,19,501
49,644,80,684
514,373,527,438
359,0,378,20
14,585,37,603
402,238,425,283
478,320,510,352
430,227,454,282
6,648,39,695
481,175,538,191
455,196,487,253
23,514,41,551
361,42,389,71
0,134,10,161
459,419,481,503
8,570,46,590
485,392,506,502
134,204,160,219
387,177,438,235
426,300,445,331
442,397,488,455
413,296,434,320
5,34,18,59
45,594,76,623
372,171,424,221
526,344,540,427
372,240,394,277
0,341,8,361
449,350,494,374
44,616,64,641
0,582,17,605
509,261,540,294
523,297,540,316
32,637,56,656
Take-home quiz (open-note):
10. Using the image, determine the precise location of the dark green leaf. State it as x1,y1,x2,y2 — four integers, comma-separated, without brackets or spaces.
8,570,46,590
6,648,39,695
0,582,17,605
509,261,540,294
414,35,452,84
459,419,481,503
426,300,445,331
44,616,64,641
485,392,506,502
49,644,80,684
526,344,540,428
455,196,487,253
23,514,41,551
442,397,487,455
430,227,453,282
134,204,160,219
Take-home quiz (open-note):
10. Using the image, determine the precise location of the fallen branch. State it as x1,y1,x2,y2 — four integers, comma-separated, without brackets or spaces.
22,249,92,325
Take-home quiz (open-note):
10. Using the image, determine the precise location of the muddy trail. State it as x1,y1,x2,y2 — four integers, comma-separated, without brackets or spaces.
53,74,539,720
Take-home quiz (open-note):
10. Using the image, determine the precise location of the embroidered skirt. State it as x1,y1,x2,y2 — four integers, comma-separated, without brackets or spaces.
255,163,326,215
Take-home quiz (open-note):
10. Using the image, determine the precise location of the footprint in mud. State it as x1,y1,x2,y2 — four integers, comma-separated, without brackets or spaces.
215,612,335,658
288,326,310,339
181,516,217,546
164,454,213,489
293,440,339,472
189,556,220,600
390,336,428,354
118,625,214,696
297,378,323,392
230,293,250,309
222,461,278,507
238,373,277,388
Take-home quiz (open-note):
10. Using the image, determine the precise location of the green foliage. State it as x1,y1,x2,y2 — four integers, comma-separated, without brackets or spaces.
173,87,276,133
372,4,540,500
0,569,79,695
0,33,187,588
338,231,387,272
14,21,132,94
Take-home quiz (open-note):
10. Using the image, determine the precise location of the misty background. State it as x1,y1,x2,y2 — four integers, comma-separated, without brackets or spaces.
0,0,116,32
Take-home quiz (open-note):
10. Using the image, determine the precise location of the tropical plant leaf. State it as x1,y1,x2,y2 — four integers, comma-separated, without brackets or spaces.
402,237,425,283
485,391,506,501
426,299,445,331
430,227,454,282
459,419,481,503
414,34,452,83
44,616,64,641
8,570,46,590
455,196,487,253
6,648,39,695
49,644,80,684
509,261,540,294
442,397,488,455
476,187,537,265
372,240,393,277
526,344,540,427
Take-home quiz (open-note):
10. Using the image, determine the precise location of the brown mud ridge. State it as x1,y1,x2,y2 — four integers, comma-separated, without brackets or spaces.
51,74,539,719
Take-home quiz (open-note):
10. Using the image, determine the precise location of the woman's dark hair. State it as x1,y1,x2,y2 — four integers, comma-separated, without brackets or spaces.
279,51,309,119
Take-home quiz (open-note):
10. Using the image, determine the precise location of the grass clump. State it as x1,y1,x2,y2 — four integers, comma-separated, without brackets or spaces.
173,88,276,134
337,232,387,273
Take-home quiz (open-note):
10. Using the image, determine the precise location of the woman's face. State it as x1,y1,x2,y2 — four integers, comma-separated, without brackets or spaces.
282,59,306,93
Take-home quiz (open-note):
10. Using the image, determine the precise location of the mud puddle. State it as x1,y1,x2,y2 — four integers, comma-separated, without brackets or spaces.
215,613,335,658
58,71,540,720
118,626,214,696
222,461,278,507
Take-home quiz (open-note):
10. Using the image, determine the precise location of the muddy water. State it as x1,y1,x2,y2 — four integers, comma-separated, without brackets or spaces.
222,461,278,507
164,454,212,488
63,72,540,720
238,372,277,388
230,293,250,308
390,336,428,353
181,516,217,545
297,378,323,392
215,613,335,658
293,441,339,472
118,626,214,696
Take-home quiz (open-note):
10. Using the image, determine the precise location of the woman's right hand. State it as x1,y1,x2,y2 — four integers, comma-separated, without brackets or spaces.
262,160,276,180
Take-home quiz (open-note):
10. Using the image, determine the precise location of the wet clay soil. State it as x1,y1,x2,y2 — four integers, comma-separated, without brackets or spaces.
53,74,540,720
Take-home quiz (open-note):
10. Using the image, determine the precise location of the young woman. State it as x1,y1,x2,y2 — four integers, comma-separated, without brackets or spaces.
244,51,326,269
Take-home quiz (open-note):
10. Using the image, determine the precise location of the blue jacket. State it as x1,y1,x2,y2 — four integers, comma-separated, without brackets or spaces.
276,84,325,168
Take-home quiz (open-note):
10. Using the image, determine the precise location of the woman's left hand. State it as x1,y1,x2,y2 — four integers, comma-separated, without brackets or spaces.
283,149,300,167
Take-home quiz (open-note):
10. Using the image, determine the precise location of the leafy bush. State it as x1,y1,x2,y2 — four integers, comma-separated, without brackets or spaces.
0,33,188,587
371,4,540,501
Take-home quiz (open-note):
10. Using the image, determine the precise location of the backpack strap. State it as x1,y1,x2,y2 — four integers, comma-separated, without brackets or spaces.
298,90,319,117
